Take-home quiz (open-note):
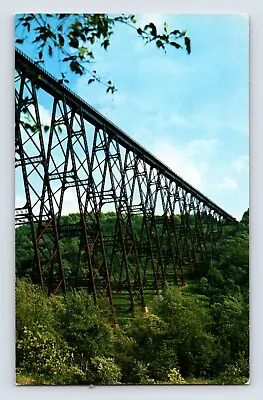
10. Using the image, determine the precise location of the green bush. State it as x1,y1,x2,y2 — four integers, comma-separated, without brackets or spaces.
128,361,156,384
167,368,186,384
16,324,75,383
209,294,249,375
216,353,249,384
85,356,122,385
122,313,177,382
199,277,210,295
57,290,115,362
152,287,215,377
16,278,61,335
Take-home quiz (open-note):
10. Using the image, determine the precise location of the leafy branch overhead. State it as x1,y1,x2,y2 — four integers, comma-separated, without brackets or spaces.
16,13,191,93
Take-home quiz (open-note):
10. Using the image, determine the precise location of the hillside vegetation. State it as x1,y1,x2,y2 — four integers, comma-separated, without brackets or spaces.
15,210,249,385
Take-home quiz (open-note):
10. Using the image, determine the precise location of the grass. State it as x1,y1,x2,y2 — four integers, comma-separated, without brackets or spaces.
109,271,206,325
16,372,53,385
16,372,217,386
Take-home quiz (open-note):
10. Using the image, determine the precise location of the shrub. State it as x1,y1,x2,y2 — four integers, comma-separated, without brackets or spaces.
16,278,60,335
199,277,210,295
209,295,249,376
152,287,215,377
85,356,122,385
122,313,173,382
128,361,155,384
216,353,249,384
167,368,186,384
57,290,115,362
16,324,73,383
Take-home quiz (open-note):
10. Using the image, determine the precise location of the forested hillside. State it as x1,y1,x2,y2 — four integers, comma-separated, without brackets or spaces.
15,210,249,385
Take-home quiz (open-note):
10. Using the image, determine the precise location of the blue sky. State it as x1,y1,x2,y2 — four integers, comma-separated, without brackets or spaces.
15,14,249,220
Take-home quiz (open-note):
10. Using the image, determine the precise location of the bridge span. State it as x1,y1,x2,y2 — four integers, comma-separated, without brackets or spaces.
15,48,236,318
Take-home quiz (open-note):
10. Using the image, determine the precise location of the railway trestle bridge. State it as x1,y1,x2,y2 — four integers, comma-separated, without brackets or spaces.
15,48,236,319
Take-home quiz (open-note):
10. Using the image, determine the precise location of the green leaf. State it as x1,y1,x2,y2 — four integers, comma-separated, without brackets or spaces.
58,34,65,47
79,46,89,58
170,29,181,36
102,39,110,50
185,37,191,54
32,35,41,44
106,86,114,94
48,45,53,57
144,23,157,37
149,22,157,37
69,37,79,49
156,40,164,49
59,14,68,20
89,36,95,44
63,56,76,62
24,15,34,22
69,61,83,75
170,41,182,49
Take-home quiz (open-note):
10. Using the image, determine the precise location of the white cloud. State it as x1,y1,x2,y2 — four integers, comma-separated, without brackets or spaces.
232,155,249,172
60,187,80,215
216,176,238,190
151,138,217,191
38,104,52,126
186,138,218,158
24,103,51,127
